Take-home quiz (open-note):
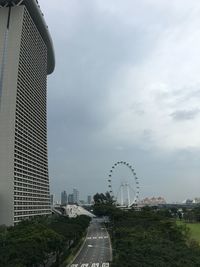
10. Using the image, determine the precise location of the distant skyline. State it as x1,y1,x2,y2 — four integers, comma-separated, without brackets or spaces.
39,0,200,202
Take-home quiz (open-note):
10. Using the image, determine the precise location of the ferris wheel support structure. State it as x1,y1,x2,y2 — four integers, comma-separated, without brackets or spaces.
107,161,140,207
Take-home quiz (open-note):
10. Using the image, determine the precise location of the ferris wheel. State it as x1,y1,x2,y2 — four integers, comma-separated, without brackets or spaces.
107,161,140,207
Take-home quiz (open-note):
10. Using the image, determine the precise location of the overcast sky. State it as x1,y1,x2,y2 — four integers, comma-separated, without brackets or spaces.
39,0,200,203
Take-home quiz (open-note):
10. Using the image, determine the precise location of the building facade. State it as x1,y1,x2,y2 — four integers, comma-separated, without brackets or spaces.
73,188,79,204
0,0,55,225
68,194,74,204
50,194,55,207
87,195,92,205
61,191,68,206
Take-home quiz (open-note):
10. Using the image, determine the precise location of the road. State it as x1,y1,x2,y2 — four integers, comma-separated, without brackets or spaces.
69,217,112,267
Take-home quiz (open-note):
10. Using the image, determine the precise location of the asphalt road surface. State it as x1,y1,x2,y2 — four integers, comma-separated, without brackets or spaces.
69,217,112,267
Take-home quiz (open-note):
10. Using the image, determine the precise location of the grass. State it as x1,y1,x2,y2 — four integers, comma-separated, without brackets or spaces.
177,220,200,244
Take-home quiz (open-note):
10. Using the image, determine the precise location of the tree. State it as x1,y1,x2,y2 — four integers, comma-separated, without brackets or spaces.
93,192,114,205
93,196,200,267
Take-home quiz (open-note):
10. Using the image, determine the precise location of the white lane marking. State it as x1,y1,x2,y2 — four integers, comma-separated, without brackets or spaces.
87,236,109,239
74,263,109,267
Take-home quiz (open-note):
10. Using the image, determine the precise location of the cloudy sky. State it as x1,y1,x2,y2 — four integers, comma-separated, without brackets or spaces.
39,0,200,203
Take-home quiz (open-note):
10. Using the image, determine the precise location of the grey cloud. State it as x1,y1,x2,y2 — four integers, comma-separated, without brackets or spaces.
130,102,145,116
38,0,200,203
47,1,159,152
165,86,200,104
171,109,200,121
170,86,200,104
185,88,200,101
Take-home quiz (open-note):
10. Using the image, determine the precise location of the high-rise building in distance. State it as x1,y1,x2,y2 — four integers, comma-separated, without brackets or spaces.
50,194,55,207
0,0,55,226
73,188,79,204
61,191,68,206
87,195,92,205
68,194,74,204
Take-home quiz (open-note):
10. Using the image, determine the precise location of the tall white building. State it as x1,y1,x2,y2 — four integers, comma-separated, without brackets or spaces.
0,0,55,225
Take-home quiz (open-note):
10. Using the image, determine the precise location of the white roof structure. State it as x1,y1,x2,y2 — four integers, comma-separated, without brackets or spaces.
64,205,96,218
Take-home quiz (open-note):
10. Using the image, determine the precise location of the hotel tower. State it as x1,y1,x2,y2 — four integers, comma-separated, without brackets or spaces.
0,0,55,225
